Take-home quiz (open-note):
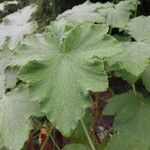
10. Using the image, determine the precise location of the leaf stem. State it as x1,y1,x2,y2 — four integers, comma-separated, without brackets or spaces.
40,126,60,150
108,27,112,35
50,133,61,150
40,126,52,150
134,0,139,17
81,119,96,150
132,84,137,96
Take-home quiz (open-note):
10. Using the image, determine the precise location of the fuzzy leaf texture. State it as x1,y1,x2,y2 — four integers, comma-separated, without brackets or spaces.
108,16,150,78
0,41,13,96
0,4,37,49
56,0,138,28
103,92,150,150
0,42,38,150
0,85,39,150
17,23,122,135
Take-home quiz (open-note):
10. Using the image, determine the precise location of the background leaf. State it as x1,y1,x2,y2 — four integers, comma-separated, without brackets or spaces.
103,91,150,150
57,0,138,29
63,144,90,150
0,4,37,49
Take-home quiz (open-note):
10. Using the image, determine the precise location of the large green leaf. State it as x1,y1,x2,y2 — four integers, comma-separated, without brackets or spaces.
0,85,39,150
63,144,90,150
97,0,138,28
109,41,150,76
57,0,137,28
0,42,38,149
17,23,122,135
0,4,37,49
108,16,150,78
127,16,150,42
103,91,150,150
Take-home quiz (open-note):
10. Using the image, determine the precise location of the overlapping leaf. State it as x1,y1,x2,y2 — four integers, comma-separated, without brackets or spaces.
127,16,150,41
96,0,138,28
0,48,37,149
16,23,122,135
0,35,38,150
45,20,75,44
56,1,105,24
56,0,137,28
103,92,150,150
0,85,39,150
108,16,150,79
0,41,13,96
0,4,37,49
0,1,18,12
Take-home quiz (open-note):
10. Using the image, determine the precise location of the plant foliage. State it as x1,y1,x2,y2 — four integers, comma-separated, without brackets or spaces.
17,23,121,135
103,92,150,150
0,0,150,149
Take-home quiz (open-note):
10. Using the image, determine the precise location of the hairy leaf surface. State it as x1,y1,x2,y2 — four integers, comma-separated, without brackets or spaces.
103,92,150,150
57,1,105,24
127,16,150,42
0,42,13,96
17,23,122,135
0,4,37,49
57,0,137,28
108,16,150,77
0,85,39,150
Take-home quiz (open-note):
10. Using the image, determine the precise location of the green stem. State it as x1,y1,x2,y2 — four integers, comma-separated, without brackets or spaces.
108,27,112,35
81,119,96,150
134,0,139,17
50,132,61,150
40,126,60,150
40,126,52,150
132,84,137,96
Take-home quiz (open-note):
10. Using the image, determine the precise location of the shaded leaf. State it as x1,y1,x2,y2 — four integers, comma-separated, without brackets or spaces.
108,16,150,80
63,144,90,150
109,41,150,76
103,92,150,150
141,66,150,92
